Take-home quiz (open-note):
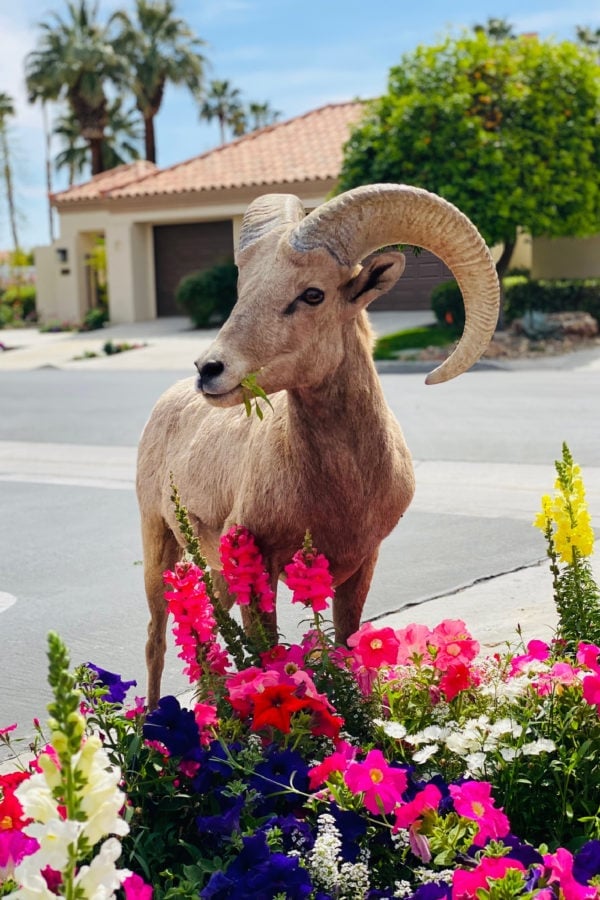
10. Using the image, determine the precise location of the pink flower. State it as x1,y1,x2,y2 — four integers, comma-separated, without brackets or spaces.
348,622,400,669
582,672,600,710
449,780,510,846
125,696,147,720
544,847,599,899
219,526,275,613
452,857,525,899
393,783,442,831
395,623,433,665
509,639,551,676
226,667,279,717
164,561,219,683
428,619,479,670
439,661,473,701
123,872,153,899
284,543,334,613
577,642,600,673
193,702,218,744
308,741,356,789
0,724,17,737
0,829,39,880
344,749,408,815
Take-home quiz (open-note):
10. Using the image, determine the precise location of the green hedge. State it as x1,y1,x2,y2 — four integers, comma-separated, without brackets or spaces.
431,277,600,327
1,284,36,321
176,259,238,328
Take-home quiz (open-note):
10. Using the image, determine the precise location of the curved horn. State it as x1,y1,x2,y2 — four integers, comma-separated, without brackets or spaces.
237,193,306,260
290,183,500,384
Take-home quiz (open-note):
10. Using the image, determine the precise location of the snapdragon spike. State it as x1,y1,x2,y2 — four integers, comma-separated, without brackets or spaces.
284,537,334,613
219,525,275,613
163,561,224,683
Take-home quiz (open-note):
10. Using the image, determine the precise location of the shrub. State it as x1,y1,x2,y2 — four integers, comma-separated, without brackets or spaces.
430,279,465,329
176,259,238,328
79,306,109,331
504,277,600,323
1,284,36,321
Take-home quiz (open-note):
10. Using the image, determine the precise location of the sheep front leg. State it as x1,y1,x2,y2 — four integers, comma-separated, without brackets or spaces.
142,517,181,710
332,551,379,645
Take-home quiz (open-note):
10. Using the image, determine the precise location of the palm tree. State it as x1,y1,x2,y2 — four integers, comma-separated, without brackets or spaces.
199,79,244,145
0,92,20,252
55,100,142,184
110,0,205,164
473,17,515,39
248,101,281,132
25,0,128,175
576,25,600,47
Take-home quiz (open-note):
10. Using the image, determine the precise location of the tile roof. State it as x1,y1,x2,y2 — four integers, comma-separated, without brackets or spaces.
52,102,366,206
52,160,158,205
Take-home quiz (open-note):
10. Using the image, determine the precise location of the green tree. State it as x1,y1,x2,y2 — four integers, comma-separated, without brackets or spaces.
53,112,89,185
338,32,600,278
473,17,515,40
0,92,21,252
199,79,244,144
25,0,128,175
111,0,205,164
54,99,141,184
247,101,281,131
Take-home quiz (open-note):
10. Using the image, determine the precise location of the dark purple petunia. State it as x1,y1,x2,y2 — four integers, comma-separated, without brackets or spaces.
409,884,452,899
86,662,137,704
143,695,200,759
329,803,367,862
573,840,600,884
202,832,313,898
249,746,309,816
196,794,244,836
192,740,237,793
258,814,314,853
503,833,544,868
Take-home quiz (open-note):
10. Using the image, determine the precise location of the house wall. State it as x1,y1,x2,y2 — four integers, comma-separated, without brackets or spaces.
532,234,600,279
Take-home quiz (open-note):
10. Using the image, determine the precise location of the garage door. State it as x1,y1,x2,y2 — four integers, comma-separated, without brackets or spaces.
153,221,234,316
371,249,451,312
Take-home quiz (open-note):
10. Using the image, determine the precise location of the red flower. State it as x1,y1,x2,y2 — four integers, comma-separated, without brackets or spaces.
0,771,30,831
250,684,308,733
439,661,473,701
302,696,344,739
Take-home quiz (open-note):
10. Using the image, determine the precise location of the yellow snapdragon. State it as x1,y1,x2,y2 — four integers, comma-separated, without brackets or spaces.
534,454,595,564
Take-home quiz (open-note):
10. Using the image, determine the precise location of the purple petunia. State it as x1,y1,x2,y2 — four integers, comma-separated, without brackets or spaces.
86,662,137,704
143,695,200,760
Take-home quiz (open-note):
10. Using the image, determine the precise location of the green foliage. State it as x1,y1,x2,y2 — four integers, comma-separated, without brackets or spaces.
430,280,466,330
373,323,458,359
504,277,600,323
0,284,36,326
176,259,238,328
80,306,109,331
338,32,600,251
240,372,273,419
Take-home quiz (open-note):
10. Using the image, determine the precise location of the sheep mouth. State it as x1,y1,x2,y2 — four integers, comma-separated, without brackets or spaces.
197,380,245,407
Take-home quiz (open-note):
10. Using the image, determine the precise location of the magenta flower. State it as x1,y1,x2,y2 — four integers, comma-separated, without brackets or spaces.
163,561,223,683
219,525,275,613
582,672,600,711
344,749,408,815
0,830,39,881
449,780,510,846
509,638,551,676
348,622,400,669
428,619,479,670
544,847,600,899
577,642,600,673
123,871,153,899
284,544,334,613
393,783,442,831
453,856,525,899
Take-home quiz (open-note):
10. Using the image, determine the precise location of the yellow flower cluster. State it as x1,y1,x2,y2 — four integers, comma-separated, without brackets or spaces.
534,464,595,564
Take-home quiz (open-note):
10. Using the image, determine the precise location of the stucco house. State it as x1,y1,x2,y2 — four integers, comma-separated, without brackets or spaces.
35,100,598,326
35,102,463,324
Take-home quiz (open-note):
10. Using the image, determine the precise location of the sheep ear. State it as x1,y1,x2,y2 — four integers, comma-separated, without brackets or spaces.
345,251,406,309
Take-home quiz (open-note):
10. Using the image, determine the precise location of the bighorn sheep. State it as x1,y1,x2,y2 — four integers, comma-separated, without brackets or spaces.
137,183,500,708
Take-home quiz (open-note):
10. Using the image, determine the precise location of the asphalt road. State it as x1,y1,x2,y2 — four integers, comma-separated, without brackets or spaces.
1,362,599,752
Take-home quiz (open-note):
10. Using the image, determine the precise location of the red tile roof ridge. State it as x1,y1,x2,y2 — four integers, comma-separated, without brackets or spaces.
51,159,158,202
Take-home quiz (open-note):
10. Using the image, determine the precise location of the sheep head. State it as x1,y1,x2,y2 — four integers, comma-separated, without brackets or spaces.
195,184,500,404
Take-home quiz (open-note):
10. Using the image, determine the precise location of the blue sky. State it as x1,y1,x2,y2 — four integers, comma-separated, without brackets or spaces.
1,0,599,250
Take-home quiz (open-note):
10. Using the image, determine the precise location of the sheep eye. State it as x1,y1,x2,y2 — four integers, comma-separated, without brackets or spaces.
300,287,325,305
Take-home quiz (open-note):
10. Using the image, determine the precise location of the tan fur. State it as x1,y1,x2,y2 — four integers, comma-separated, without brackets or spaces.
137,188,497,708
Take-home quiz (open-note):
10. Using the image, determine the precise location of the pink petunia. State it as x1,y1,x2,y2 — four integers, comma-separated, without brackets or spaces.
393,783,442,831
344,749,408,815
428,619,479,670
123,871,153,899
348,622,400,669
577,642,600,674
449,780,510,846
308,740,356,790
226,667,280,718
544,847,600,900
509,638,551,676
395,623,433,665
453,857,526,899
582,672,600,710
0,829,39,880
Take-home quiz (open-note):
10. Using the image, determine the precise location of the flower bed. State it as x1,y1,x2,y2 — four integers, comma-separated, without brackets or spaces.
1,445,600,898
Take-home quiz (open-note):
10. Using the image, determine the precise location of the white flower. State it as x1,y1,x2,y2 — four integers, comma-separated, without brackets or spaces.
374,719,407,740
500,747,518,761
522,738,556,756
15,771,59,825
6,870,58,898
465,751,487,776
17,819,81,877
77,740,129,845
74,837,126,899
412,744,439,764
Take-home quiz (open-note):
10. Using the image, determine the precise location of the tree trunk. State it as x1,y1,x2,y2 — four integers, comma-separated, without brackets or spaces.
144,115,156,163
90,137,104,175
494,232,517,331
42,102,55,243
0,128,20,252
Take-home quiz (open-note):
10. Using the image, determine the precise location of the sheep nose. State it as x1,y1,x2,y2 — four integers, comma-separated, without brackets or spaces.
196,358,225,390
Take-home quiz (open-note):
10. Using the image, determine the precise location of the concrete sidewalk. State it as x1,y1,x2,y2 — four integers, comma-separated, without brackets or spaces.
0,311,436,372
